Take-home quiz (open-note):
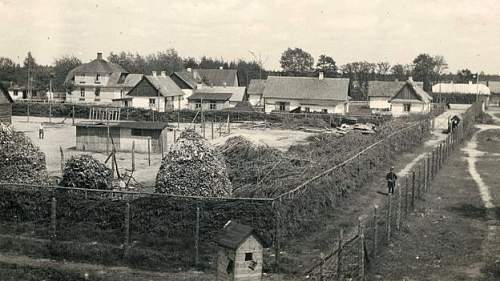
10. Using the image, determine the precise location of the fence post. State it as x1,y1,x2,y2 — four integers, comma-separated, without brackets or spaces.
72,105,75,125
274,198,282,272
147,138,151,166
411,171,416,210
173,129,177,143
417,165,422,199
319,252,325,281
124,202,130,256
397,183,402,231
405,176,409,216
359,218,365,281
337,228,344,278
51,197,56,240
386,194,392,243
373,206,378,257
211,121,214,140
49,102,52,123
59,146,64,174
195,205,200,268
131,141,135,172
431,150,435,179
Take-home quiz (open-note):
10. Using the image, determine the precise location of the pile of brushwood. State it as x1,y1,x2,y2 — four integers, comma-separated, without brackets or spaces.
60,155,112,190
0,123,48,184
222,118,428,198
155,129,232,197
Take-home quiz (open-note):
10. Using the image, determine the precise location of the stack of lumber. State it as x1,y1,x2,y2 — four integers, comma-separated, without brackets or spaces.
0,123,48,184
155,129,232,197
60,154,112,190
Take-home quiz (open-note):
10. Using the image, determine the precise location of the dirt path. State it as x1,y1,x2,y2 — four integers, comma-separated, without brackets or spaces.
368,113,500,280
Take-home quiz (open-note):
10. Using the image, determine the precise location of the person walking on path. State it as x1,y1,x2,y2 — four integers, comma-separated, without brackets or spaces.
38,123,44,139
386,166,397,195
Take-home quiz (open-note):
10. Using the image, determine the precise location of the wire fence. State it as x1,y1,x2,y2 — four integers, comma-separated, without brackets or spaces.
0,102,476,275
303,101,482,281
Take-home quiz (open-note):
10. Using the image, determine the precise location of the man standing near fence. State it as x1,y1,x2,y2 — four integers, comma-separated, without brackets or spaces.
38,123,44,139
386,166,397,195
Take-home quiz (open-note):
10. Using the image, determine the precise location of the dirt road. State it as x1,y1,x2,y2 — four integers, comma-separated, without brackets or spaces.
368,108,500,281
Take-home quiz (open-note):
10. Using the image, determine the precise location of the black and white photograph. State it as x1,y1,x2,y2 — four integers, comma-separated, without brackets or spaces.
0,0,499,280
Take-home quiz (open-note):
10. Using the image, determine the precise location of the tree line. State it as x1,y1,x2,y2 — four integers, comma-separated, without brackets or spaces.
0,48,494,99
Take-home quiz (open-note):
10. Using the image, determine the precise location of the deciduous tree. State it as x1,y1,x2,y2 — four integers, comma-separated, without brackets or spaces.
280,48,314,73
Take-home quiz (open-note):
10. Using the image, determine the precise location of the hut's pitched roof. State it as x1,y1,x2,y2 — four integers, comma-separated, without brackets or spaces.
247,79,266,95
0,83,13,104
145,75,184,97
367,81,424,98
193,69,238,87
391,81,433,103
432,83,490,95
171,71,199,89
262,76,349,101
215,220,264,250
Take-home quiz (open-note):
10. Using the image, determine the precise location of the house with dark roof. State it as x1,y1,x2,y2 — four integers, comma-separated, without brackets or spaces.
215,220,265,281
367,80,424,112
65,52,142,104
262,73,350,114
117,72,184,111
187,86,246,110
8,84,44,101
0,83,13,124
432,81,490,105
390,80,433,116
247,79,266,108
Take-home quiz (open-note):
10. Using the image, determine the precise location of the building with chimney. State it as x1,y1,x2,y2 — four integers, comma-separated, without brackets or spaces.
262,72,350,114
65,52,142,104
116,71,185,111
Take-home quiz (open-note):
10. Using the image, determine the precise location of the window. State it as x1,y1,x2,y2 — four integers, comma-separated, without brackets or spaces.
13,90,18,96
80,88,85,100
322,109,328,113
403,104,411,112
96,74,101,82
277,102,287,111
195,103,201,109
245,252,253,261
95,88,100,97
304,107,310,113
124,101,129,107
149,98,156,105
210,101,216,110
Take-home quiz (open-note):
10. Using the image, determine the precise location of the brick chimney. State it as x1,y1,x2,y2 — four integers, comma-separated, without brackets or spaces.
319,71,324,80
97,52,103,60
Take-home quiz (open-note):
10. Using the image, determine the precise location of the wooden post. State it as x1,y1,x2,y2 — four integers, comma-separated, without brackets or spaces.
106,125,110,155
427,154,431,190
396,183,402,231
431,150,435,179
27,102,30,122
405,176,409,216
160,132,164,158
51,197,56,240
319,252,324,281
124,202,130,256
387,194,392,243
131,141,135,172
418,165,422,199
195,205,200,268
373,206,378,257
49,102,52,123
111,152,115,180
147,138,151,166
411,171,416,210
211,121,214,140
337,228,344,278
359,219,365,281
227,114,231,134
59,146,64,174
173,129,177,142
72,105,75,125
274,199,281,271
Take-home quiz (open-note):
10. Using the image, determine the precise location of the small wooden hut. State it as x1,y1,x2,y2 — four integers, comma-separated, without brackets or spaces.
215,220,264,281
0,84,13,124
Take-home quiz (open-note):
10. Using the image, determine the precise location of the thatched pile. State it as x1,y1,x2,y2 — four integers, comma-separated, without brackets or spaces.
60,155,112,190
155,130,232,197
0,123,48,184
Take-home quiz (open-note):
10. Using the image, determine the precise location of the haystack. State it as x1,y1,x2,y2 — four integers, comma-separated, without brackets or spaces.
60,154,112,190
0,123,48,184
155,129,232,197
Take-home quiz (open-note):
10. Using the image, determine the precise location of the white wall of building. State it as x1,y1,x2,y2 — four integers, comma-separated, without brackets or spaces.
391,102,430,117
264,98,347,114
66,87,120,104
248,94,262,106
369,97,391,110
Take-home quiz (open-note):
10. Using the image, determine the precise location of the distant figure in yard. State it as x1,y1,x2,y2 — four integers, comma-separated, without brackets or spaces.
38,123,44,139
386,167,397,195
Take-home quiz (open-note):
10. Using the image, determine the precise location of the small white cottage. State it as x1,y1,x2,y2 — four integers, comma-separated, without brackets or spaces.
215,220,265,281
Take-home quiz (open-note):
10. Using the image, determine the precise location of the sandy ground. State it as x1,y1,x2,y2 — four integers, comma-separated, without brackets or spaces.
368,110,500,281
11,116,313,187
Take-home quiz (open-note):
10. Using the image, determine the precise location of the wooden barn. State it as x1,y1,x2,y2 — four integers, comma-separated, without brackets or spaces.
0,84,13,124
75,121,169,153
215,220,265,281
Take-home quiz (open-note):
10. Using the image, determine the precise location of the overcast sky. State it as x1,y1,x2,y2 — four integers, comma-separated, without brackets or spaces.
1,0,499,73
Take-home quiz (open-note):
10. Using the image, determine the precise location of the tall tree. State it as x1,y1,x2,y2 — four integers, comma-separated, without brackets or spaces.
412,54,446,91
280,48,314,73
316,55,337,74
341,61,376,100
53,55,82,91
376,62,391,76
456,69,474,83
